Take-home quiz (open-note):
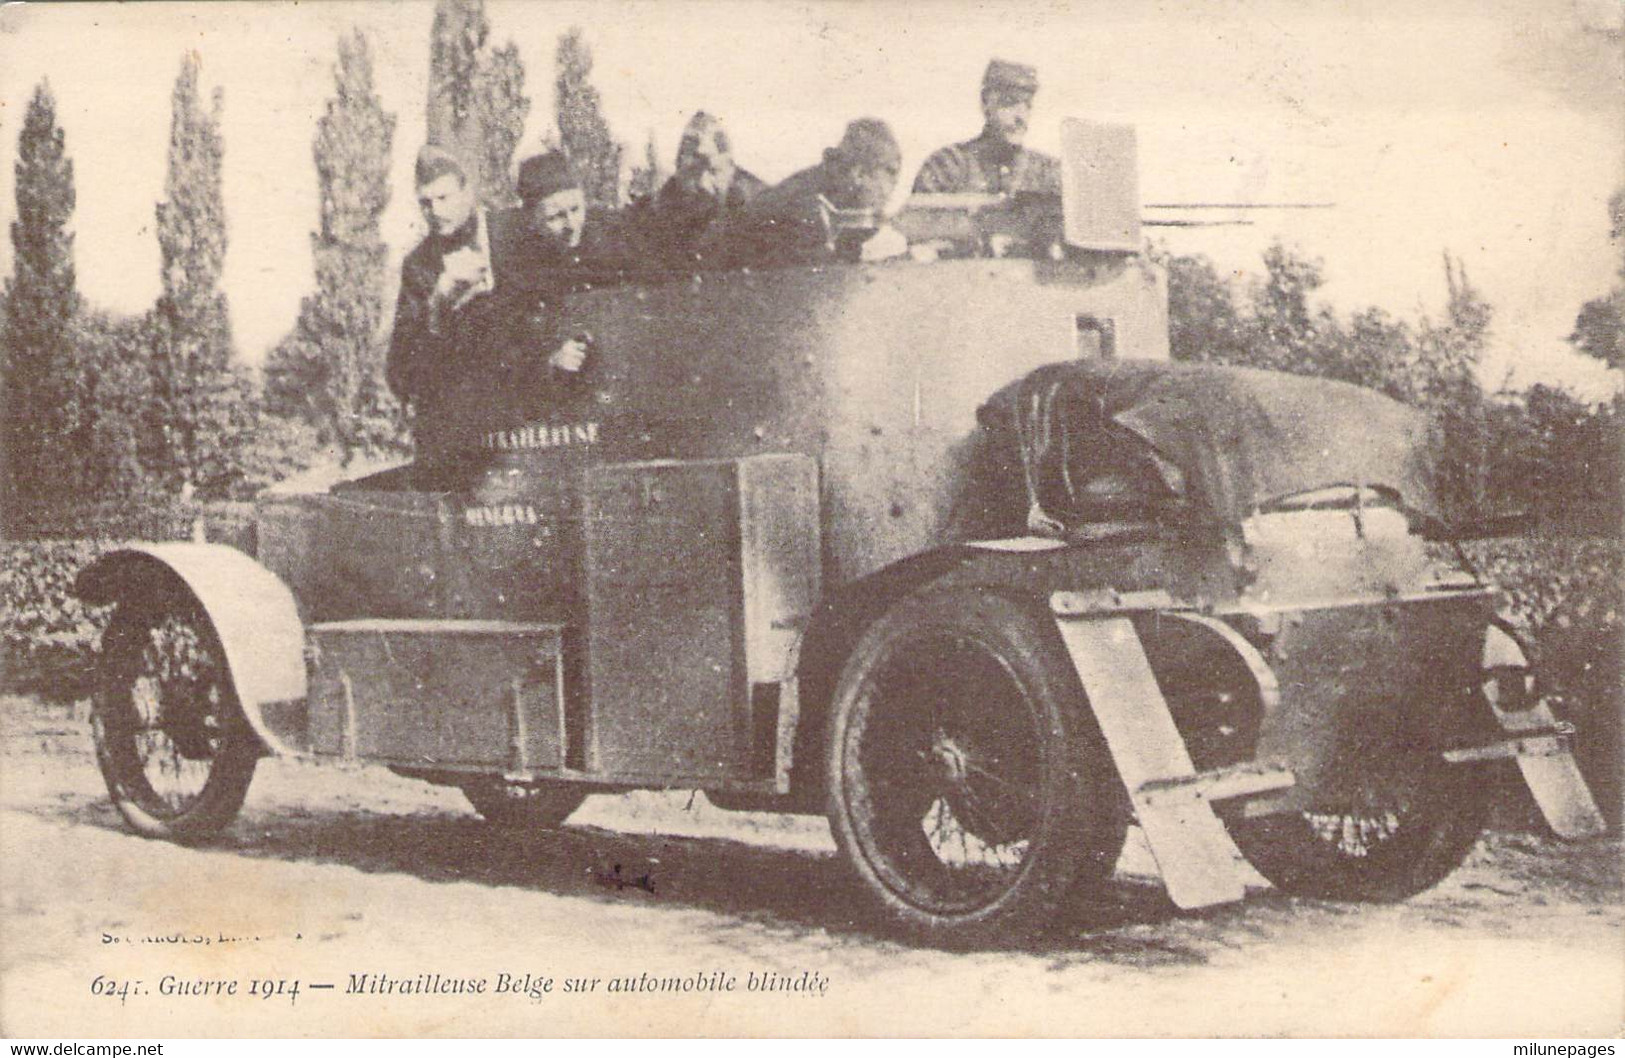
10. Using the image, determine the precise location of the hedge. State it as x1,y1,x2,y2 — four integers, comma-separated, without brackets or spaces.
0,499,253,698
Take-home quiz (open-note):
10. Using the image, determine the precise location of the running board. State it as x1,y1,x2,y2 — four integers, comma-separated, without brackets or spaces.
1051,603,1282,911
1442,725,1574,765
1137,762,1295,808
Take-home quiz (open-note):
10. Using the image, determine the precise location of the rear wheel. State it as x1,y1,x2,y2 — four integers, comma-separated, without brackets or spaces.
91,595,259,841
461,780,585,829
826,588,1127,946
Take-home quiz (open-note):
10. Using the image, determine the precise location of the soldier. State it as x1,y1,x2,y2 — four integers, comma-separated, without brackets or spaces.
509,150,605,378
705,118,908,269
912,59,1060,196
514,149,635,284
387,145,530,463
633,111,766,266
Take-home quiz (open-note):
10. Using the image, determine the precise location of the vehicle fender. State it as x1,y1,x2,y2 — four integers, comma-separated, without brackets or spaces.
76,542,308,757
1156,611,1281,720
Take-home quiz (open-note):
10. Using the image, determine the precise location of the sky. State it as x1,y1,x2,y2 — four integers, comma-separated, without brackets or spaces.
0,0,1621,397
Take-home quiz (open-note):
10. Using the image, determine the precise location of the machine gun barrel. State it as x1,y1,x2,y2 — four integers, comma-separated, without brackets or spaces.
1143,202,1335,210
1143,219,1256,228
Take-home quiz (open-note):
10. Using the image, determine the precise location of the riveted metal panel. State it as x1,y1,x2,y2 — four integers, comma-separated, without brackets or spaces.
307,619,564,772
1249,591,1494,806
582,455,819,782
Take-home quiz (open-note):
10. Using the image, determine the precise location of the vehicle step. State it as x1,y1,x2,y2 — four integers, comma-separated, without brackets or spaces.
1137,763,1295,808
308,619,566,636
1442,725,1573,765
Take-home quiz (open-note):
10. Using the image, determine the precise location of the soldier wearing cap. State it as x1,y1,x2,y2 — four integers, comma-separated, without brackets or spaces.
509,150,610,379
632,111,767,267
514,150,635,282
705,118,909,269
912,59,1060,196
389,146,599,467
387,145,530,462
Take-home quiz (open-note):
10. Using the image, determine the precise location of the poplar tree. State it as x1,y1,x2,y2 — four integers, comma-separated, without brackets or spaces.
1417,253,1493,520
1568,186,1624,370
426,0,529,207
555,27,622,210
626,130,663,204
265,29,400,458
145,52,243,495
2,81,79,512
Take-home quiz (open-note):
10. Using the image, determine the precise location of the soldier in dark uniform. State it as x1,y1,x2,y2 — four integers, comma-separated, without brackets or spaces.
514,149,636,288
912,59,1060,196
704,118,908,269
387,146,536,465
631,111,766,268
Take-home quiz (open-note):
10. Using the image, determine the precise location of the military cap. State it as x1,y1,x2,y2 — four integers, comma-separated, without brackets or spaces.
678,111,732,158
517,150,581,204
982,58,1039,96
414,144,467,187
832,118,901,170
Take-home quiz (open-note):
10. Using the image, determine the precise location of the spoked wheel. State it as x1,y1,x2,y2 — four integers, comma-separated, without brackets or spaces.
1225,749,1487,902
1151,616,1489,902
91,595,259,841
827,589,1127,946
461,780,586,829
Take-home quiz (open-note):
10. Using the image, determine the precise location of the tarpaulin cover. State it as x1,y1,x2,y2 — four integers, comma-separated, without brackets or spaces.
980,359,1442,528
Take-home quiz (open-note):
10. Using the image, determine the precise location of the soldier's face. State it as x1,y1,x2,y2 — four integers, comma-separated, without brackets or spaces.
532,187,587,250
417,173,475,236
833,158,900,212
677,129,734,198
982,89,1034,145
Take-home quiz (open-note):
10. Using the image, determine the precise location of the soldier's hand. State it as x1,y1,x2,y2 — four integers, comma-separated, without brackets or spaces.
437,248,488,294
986,233,1017,259
548,337,590,374
859,224,910,263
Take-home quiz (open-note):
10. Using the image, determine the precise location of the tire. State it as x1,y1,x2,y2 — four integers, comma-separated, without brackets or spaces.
1154,622,1489,902
826,587,1128,946
91,594,259,842
1223,750,1489,902
461,780,586,829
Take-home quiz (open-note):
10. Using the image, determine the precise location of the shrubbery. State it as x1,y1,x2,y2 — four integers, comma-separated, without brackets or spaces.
1460,536,1623,825
1,539,108,699
1,501,258,699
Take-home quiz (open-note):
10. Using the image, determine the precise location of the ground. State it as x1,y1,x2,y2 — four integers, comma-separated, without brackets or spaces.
1,695,1620,1038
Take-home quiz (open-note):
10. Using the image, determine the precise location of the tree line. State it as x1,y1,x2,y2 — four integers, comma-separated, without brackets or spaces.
1160,233,1622,531
1,0,1620,532
1,0,645,521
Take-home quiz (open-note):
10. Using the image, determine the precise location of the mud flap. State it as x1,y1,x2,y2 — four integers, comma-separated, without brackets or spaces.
1052,604,1280,910
1477,625,1606,840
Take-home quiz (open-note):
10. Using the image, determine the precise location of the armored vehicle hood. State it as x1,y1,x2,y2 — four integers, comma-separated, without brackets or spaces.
980,359,1442,528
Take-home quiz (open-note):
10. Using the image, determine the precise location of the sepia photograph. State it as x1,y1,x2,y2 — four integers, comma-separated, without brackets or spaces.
0,0,1620,1040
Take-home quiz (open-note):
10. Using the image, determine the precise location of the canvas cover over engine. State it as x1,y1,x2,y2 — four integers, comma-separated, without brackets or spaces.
977,358,1444,534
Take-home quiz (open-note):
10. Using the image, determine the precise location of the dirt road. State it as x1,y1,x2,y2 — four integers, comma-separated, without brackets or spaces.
2,696,1620,1037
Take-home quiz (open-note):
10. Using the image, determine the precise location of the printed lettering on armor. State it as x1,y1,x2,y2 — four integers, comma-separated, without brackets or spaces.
483,421,601,451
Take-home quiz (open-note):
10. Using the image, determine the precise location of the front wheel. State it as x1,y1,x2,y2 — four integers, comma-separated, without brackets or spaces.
1154,620,1491,904
91,595,260,841
826,588,1127,946
1225,751,1488,902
